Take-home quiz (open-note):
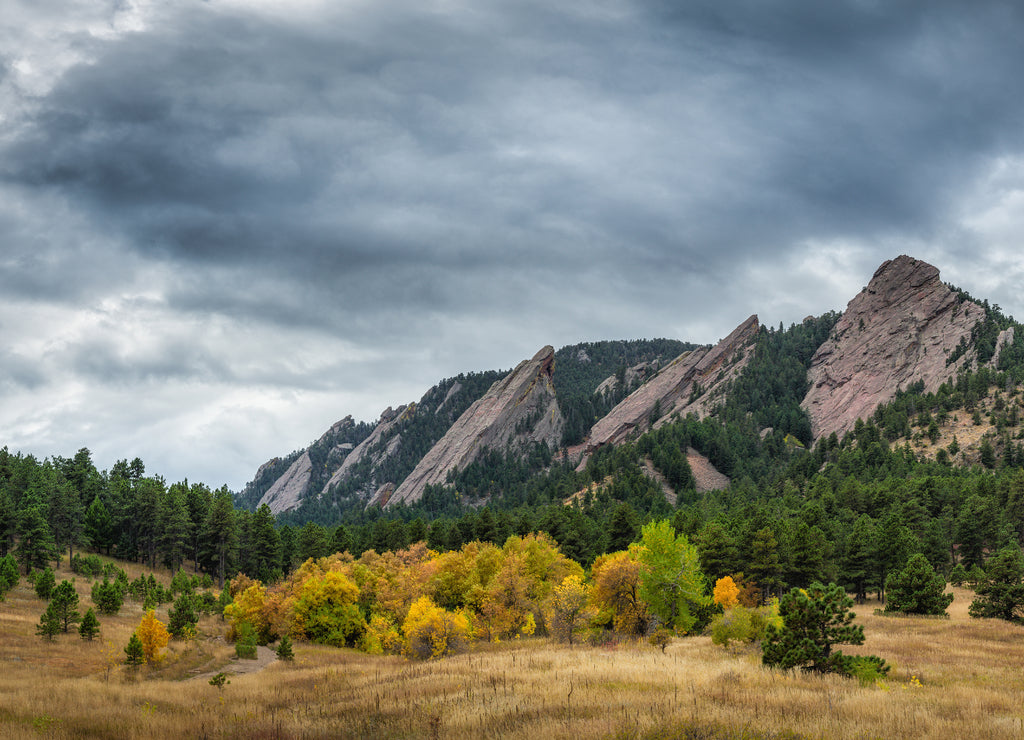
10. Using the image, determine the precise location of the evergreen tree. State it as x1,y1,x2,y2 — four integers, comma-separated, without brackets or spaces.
763,582,885,677
36,602,61,641
124,633,145,666
16,501,55,575
159,487,192,573
50,580,81,632
167,592,199,638
276,634,295,661
885,553,954,615
134,477,164,569
201,487,237,588
296,521,329,563
841,515,875,604
91,579,124,615
249,504,281,582
969,547,1024,622
34,565,56,600
606,502,639,553
78,607,101,640
279,524,296,573
48,475,84,565
83,495,113,554
0,553,19,598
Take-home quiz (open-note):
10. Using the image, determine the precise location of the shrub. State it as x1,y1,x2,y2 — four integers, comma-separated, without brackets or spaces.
235,621,258,659
403,596,471,660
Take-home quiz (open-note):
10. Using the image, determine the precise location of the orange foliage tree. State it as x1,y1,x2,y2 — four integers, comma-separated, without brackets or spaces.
590,550,648,635
713,576,740,609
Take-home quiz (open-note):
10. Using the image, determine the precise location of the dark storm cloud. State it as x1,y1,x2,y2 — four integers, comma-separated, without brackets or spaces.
5,0,1024,487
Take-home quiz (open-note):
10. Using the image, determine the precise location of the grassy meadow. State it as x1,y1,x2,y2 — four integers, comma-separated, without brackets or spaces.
1,560,1023,739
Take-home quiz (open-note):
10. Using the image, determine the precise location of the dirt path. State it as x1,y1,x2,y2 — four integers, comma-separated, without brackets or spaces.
191,645,277,681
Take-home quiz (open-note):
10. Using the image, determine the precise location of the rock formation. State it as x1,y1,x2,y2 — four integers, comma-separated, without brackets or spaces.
583,315,760,455
387,346,564,507
320,405,414,496
257,451,313,515
801,255,985,441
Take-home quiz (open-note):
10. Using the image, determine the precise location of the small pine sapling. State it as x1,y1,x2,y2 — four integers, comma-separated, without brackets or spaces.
124,633,144,666
36,603,61,641
276,634,295,661
79,607,101,641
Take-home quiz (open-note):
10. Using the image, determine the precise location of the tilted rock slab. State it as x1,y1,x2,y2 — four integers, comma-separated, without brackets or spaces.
802,255,984,441
320,404,414,496
387,346,564,507
257,450,313,515
583,315,760,456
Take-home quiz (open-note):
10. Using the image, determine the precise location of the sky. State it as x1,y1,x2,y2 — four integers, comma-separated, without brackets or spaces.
4,0,1024,491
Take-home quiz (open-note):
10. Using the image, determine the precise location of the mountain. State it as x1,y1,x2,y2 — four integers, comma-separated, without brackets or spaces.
241,254,1021,520
802,255,992,441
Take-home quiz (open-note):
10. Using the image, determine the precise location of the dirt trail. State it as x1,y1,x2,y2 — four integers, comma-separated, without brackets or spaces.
191,645,277,681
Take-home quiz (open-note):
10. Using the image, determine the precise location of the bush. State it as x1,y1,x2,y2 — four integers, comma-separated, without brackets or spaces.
709,602,781,648
235,621,258,659
403,596,471,660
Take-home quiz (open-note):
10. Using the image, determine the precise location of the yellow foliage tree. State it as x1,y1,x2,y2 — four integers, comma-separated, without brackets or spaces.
223,581,272,643
402,595,471,659
713,576,740,609
136,609,169,664
544,574,594,645
292,570,365,647
590,550,648,635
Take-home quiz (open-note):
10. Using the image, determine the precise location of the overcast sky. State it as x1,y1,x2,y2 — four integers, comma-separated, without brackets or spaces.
4,0,1024,490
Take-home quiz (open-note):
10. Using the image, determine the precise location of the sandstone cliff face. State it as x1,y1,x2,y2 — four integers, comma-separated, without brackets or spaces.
583,315,759,455
388,346,564,507
320,405,414,496
257,450,312,514
801,255,985,441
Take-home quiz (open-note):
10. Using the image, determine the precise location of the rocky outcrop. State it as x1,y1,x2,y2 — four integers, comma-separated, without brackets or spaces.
387,346,564,506
257,450,313,515
801,255,985,441
321,405,414,495
594,360,659,397
583,315,759,454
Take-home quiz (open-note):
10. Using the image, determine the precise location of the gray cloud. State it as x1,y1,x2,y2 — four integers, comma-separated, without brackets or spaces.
3,0,1024,487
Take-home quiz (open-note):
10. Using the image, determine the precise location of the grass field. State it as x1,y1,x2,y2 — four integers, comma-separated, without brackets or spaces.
2,561,1023,739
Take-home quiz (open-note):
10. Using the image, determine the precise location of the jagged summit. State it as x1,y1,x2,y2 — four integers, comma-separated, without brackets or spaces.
801,255,985,441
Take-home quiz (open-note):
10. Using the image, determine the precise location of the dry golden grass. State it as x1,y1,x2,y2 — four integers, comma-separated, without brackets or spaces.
2,570,1023,739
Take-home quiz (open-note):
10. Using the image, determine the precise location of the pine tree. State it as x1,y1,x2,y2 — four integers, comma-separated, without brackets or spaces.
763,582,887,677
159,488,192,574
969,547,1024,622
50,580,81,632
249,504,281,582
201,487,236,588
79,607,101,640
36,603,61,640
124,633,145,666
885,553,954,615
16,502,55,575
83,495,113,554
276,634,294,661
167,592,199,638
0,554,19,599
34,566,56,600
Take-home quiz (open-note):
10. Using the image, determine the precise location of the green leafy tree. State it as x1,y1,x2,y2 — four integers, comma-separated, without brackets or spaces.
969,547,1024,622
885,554,954,615
635,520,709,634
78,607,101,640
50,580,81,632
762,582,887,677
34,566,56,600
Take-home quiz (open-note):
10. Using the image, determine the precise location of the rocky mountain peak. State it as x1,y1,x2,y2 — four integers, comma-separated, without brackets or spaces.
801,255,985,441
